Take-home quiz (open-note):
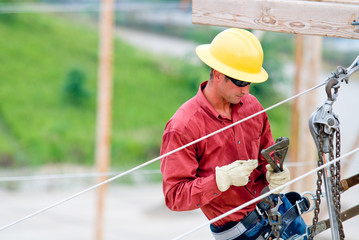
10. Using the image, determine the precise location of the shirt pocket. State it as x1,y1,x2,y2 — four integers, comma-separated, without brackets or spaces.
247,168,265,197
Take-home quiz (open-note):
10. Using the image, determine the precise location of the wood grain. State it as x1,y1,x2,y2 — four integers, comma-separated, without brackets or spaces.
192,0,359,39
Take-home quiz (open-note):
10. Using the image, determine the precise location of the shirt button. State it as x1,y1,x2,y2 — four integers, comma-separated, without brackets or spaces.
197,204,200,207
238,141,241,144
254,190,257,194
214,193,217,196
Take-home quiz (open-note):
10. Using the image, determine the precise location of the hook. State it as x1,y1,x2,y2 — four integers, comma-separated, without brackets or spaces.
325,78,339,101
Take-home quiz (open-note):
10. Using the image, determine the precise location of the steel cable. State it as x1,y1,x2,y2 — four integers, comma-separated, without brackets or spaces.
0,162,318,183
0,170,161,182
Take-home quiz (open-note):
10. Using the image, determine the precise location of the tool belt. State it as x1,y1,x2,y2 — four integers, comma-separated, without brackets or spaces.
210,192,310,240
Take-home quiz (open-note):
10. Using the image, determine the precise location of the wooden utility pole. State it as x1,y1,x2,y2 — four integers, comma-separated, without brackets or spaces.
95,0,115,239
290,34,322,223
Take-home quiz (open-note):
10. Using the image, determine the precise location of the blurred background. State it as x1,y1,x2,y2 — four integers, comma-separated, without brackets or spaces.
0,0,358,239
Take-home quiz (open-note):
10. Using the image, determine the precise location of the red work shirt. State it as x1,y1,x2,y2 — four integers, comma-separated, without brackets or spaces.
160,81,275,227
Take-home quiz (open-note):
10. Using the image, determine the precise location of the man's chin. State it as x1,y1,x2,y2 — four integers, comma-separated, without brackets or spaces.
232,96,243,104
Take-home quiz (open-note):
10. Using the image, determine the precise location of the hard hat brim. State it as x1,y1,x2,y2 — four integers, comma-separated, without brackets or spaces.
196,44,268,83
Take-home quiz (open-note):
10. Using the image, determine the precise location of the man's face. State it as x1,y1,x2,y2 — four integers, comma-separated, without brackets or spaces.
219,75,250,104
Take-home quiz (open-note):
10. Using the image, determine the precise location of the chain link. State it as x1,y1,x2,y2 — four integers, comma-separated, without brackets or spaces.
335,129,345,239
309,126,324,240
309,126,344,239
272,223,280,239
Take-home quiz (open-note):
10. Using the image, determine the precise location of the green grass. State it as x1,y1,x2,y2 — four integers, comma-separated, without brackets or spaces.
0,13,208,168
0,13,289,169
1,14,99,166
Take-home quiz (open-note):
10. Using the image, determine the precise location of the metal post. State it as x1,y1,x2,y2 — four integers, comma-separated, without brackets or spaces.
322,155,340,240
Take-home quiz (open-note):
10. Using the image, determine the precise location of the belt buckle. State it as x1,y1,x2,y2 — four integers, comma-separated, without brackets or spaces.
256,205,268,218
296,200,303,215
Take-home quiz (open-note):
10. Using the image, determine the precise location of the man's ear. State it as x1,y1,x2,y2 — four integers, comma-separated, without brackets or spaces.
212,69,223,83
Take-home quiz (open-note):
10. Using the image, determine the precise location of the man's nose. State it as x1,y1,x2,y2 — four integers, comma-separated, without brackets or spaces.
240,85,250,94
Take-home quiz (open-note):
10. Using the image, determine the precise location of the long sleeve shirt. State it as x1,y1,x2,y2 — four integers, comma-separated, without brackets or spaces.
160,81,275,227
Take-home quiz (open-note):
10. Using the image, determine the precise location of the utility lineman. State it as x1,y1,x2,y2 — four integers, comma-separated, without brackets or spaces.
160,28,291,239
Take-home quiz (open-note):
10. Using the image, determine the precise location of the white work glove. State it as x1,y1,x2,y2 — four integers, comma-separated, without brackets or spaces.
266,164,290,194
215,159,258,192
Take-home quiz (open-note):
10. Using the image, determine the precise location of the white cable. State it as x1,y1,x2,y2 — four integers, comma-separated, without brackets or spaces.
0,167,153,231
0,172,113,182
0,82,325,232
172,146,359,240
0,156,315,183
0,170,161,182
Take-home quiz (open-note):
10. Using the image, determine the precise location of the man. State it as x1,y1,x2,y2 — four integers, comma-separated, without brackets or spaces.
160,28,290,239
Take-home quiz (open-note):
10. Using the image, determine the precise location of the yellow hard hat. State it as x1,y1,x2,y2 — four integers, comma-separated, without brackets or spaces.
196,28,268,83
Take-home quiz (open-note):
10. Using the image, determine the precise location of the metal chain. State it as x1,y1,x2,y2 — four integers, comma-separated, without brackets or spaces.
272,223,280,240
329,133,341,239
329,129,345,240
309,126,325,240
335,129,345,239
310,126,345,240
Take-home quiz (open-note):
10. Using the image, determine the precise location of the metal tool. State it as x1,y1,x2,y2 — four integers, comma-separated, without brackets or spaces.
309,54,359,153
307,54,359,240
260,137,289,198
268,197,283,239
268,197,283,225
260,138,289,239
261,137,289,172
309,78,340,153
259,137,289,197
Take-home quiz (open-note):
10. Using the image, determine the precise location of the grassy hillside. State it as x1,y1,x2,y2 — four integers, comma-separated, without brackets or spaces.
0,13,207,168
0,13,289,169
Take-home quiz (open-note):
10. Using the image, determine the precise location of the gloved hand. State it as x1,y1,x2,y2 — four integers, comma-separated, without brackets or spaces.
266,164,290,194
216,159,258,192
